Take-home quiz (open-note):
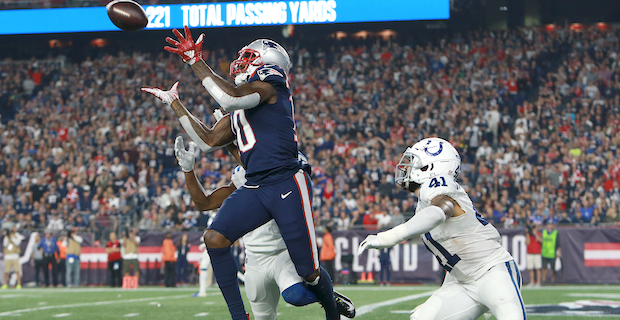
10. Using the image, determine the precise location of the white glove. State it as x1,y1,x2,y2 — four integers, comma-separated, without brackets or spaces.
213,109,226,122
141,81,180,105
174,136,196,172
231,165,247,189
357,234,389,256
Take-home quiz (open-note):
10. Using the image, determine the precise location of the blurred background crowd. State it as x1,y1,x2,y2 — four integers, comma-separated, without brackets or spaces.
1,24,620,242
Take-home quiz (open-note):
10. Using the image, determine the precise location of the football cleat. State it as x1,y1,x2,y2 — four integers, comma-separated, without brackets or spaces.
334,290,356,318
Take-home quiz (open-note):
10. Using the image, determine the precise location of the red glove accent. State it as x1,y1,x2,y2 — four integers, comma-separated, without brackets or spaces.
164,25,204,65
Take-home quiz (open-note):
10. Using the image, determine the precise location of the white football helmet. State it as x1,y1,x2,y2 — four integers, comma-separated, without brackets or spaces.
230,39,291,86
395,137,461,188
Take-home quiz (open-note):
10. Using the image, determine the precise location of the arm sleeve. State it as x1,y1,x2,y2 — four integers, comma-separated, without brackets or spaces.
74,235,83,244
201,77,260,111
135,236,141,244
376,205,446,247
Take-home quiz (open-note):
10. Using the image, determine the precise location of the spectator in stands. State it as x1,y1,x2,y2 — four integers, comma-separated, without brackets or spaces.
138,210,155,230
526,224,543,287
1,24,620,249
541,223,561,284
379,248,391,287
176,233,190,286
31,234,44,287
162,232,176,287
106,232,122,287
64,227,83,288
38,230,59,287
56,232,67,287
2,227,24,289
121,228,141,286
320,226,336,282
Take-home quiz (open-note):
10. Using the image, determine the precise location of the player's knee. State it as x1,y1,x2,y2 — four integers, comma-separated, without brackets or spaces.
303,269,321,283
282,283,312,307
203,229,231,248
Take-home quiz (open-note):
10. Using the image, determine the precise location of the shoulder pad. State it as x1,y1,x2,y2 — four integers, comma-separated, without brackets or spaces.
249,64,286,85
419,176,459,203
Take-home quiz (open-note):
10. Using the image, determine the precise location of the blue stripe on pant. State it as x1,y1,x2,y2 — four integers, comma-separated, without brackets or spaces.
505,261,526,319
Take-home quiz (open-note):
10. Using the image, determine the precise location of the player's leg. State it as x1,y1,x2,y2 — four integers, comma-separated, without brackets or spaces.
206,187,271,320
274,250,318,307
411,277,486,320
244,255,280,320
265,170,339,319
196,255,211,297
549,258,556,282
541,258,549,283
477,260,526,320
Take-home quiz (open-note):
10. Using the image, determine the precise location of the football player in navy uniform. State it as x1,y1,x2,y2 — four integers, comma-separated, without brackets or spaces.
142,26,347,320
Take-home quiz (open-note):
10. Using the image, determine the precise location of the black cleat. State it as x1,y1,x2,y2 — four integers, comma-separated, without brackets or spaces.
334,290,356,318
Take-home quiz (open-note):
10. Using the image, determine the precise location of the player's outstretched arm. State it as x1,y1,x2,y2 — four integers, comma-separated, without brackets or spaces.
164,26,276,111
141,82,235,150
358,195,461,255
175,136,235,211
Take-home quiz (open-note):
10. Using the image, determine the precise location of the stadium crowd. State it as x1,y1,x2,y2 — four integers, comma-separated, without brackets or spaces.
1,25,620,242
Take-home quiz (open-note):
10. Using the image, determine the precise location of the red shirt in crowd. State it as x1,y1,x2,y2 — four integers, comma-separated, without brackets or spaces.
527,233,542,254
363,213,378,230
107,240,122,262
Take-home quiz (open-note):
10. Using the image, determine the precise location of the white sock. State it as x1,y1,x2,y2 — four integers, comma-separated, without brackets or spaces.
199,268,209,295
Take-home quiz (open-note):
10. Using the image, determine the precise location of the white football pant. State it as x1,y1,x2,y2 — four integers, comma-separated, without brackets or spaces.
411,260,526,320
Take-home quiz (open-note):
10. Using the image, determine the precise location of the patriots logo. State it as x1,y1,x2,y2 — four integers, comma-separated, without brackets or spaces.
258,67,284,81
263,40,280,49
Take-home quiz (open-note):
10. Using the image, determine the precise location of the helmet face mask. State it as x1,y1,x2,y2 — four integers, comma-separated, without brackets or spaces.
230,48,262,79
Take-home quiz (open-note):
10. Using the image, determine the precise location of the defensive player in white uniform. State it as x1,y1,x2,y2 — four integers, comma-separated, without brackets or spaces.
174,136,355,320
359,138,526,320
193,241,213,297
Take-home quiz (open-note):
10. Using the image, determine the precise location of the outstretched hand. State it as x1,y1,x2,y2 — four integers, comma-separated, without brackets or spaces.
141,81,180,105
174,136,197,172
357,234,384,256
164,25,204,65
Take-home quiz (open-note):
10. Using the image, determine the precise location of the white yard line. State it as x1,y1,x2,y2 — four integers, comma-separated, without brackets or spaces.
356,291,434,317
0,295,189,317
333,286,438,292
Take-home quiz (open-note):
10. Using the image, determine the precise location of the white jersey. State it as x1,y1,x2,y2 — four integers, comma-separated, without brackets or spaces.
231,166,287,256
417,175,513,282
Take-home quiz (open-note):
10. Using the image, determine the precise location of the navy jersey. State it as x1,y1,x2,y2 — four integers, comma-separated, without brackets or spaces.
231,64,300,185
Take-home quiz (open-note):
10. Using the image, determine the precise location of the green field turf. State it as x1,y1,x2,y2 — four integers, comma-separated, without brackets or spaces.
1,285,619,319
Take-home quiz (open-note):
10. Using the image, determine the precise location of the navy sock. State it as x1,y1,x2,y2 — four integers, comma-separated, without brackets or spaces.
208,247,246,319
282,282,318,306
306,266,338,319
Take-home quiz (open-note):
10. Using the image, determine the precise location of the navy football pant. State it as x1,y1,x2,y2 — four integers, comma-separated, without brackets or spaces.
209,170,319,277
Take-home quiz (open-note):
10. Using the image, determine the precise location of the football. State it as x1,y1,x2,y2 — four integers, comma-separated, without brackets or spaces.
106,0,148,31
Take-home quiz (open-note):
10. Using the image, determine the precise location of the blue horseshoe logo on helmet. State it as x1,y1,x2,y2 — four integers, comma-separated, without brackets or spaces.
424,140,443,156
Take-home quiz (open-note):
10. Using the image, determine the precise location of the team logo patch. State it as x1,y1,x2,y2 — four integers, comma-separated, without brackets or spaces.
526,300,620,316
424,140,443,156
257,67,283,81
263,40,280,49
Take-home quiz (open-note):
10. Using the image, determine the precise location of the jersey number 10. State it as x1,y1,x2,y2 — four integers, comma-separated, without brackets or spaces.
232,110,257,152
